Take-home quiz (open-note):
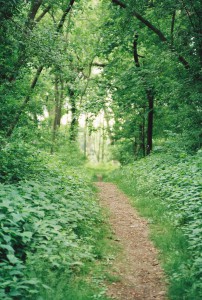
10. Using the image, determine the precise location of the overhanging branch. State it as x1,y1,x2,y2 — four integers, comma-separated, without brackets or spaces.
57,0,76,32
111,0,190,69
35,5,51,23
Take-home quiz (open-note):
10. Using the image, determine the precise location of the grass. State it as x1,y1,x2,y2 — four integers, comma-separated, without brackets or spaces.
107,170,196,300
33,273,110,300
85,162,118,182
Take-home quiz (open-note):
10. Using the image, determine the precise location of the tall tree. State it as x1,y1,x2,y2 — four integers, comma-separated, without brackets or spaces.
5,0,76,137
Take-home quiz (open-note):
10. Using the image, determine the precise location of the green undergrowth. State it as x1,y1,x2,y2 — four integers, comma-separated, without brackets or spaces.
108,151,202,300
27,216,114,300
0,142,114,300
86,162,118,182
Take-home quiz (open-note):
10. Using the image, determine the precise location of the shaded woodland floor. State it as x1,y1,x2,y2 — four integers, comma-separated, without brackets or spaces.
96,182,167,300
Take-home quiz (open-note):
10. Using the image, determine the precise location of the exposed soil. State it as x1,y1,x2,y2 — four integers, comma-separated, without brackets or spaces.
96,182,167,300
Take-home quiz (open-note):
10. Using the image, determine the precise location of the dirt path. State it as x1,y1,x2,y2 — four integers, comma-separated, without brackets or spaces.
96,182,167,300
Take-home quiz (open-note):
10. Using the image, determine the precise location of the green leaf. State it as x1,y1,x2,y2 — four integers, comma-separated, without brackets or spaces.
7,254,19,264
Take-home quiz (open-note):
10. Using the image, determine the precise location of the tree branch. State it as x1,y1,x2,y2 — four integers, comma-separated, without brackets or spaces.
181,0,196,30
26,0,43,28
170,10,176,49
112,0,167,42
35,5,51,23
57,0,76,32
111,0,190,69
133,33,140,67
6,66,44,137
92,62,107,67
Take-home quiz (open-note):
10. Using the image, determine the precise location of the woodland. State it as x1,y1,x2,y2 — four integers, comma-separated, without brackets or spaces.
0,0,201,299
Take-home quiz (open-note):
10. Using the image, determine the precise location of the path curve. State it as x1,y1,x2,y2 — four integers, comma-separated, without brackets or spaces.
96,182,167,300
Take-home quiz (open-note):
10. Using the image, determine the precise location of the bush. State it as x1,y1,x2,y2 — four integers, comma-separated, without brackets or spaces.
110,139,135,165
0,139,46,183
0,168,102,299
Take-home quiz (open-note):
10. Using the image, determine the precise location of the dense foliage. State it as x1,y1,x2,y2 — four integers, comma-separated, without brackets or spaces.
0,0,201,159
0,150,110,299
99,0,202,160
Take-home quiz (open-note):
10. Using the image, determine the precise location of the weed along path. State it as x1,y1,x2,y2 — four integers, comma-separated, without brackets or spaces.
96,182,167,300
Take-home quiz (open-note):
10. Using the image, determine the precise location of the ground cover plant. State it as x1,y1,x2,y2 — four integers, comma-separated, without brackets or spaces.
0,140,113,300
108,151,202,300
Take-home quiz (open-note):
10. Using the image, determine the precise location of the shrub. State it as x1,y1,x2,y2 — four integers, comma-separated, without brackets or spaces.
0,139,46,183
0,170,102,299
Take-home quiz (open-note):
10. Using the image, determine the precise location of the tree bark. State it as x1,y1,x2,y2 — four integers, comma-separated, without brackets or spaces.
141,108,146,156
57,0,76,32
146,88,154,155
101,113,105,162
83,115,88,157
26,0,43,29
69,89,78,141
35,5,51,23
170,10,176,49
103,106,114,144
56,77,64,127
51,75,60,154
97,126,102,162
133,32,154,156
133,33,140,67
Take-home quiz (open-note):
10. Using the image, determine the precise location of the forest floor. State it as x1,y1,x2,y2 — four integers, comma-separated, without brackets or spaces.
96,182,167,300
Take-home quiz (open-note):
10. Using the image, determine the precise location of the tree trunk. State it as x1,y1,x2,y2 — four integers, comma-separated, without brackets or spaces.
51,75,60,154
170,10,176,49
56,78,64,127
141,109,146,156
57,0,76,32
83,115,88,157
101,115,105,162
146,88,154,155
6,65,43,137
97,126,102,163
69,89,78,142
103,106,114,144
133,33,154,156
9,0,46,82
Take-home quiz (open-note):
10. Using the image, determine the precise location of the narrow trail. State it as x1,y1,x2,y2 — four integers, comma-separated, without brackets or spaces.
96,182,167,300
